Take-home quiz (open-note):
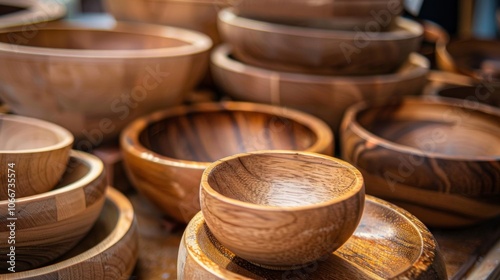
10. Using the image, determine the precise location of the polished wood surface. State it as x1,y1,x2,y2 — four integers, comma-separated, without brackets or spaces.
3,187,139,279
212,44,429,133
0,114,73,199
219,9,422,75
0,20,212,141
121,101,334,223
200,151,364,269
0,0,65,29
180,195,446,279
341,97,500,227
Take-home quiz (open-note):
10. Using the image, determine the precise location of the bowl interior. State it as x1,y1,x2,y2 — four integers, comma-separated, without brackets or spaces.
437,86,500,107
447,39,500,80
0,116,64,150
356,100,500,157
0,29,188,50
0,4,25,16
140,110,319,163
206,153,358,207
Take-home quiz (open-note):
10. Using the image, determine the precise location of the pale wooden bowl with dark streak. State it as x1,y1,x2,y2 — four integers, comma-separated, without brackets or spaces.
121,102,333,223
341,97,500,227
200,150,365,269
0,114,73,200
0,150,107,272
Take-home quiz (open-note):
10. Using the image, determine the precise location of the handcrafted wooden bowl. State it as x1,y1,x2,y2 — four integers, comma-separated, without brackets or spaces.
179,195,447,279
104,0,226,44
0,114,73,200
436,86,500,108
200,150,365,269
212,44,429,133
218,8,423,75
0,0,66,29
121,102,333,223
0,20,212,143
3,187,138,279
419,20,449,68
341,97,500,227
0,150,107,271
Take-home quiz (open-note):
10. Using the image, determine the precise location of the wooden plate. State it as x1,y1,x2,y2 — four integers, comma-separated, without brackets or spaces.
178,195,447,279
0,0,65,29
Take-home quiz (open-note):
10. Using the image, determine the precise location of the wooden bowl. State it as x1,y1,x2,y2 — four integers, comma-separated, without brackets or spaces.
436,86,500,108
0,0,66,29
104,0,226,44
218,8,423,75
0,114,73,200
4,187,138,279
200,150,365,269
212,44,429,133
0,150,107,271
179,195,447,279
0,20,212,143
341,97,500,227
121,101,333,223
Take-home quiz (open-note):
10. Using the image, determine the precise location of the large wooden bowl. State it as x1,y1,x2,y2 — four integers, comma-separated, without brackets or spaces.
0,20,212,143
341,97,500,227
3,187,138,279
179,195,447,279
218,8,423,75
0,114,73,200
121,101,333,223
212,44,429,133
0,150,107,271
0,0,66,29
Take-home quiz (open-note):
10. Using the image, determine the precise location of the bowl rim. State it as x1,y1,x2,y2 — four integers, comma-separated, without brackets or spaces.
211,44,430,84
6,187,136,277
0,0,66,29
0,113,73,154
343,96,500,161
201,150,364,211
219,7,423,41
120,101,334,169
0,20,212,58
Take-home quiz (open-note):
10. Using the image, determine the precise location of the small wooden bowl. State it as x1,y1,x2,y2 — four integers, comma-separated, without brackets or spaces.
0,20,212,142
0,114,73,200
0,0,66,29
218,8,423,75
212,44,429,133
4,187,138,279
121,102,333,223
200,150,365,269
341,97,500,227
0,150,107,271
179,195,446,279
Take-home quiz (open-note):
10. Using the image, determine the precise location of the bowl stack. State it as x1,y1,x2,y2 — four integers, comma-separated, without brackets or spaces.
211,1,429,134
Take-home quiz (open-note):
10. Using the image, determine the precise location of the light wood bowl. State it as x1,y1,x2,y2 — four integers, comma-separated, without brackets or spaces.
0,20,212,142
341,97,500,227
0,150,107,271
212,44,429,133
121,101,333,223
0,0,66,29
200,150,365,269
3,187,138,279
0,114,73,200
179,195,447,279
218,8,423,75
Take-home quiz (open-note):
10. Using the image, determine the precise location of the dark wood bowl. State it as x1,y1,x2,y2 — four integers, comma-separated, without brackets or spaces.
436,86,500,108
341,97,500,227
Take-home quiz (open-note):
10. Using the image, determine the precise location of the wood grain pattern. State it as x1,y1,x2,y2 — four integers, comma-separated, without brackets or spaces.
2,187,139,279
0,20,211,141
0,150,106,272
121,101,333,223
0,114,73,199
211,44,429,133
0,0,65,29
341,97,500,227
200,151,364,269
179,195,446,279
219,8,422,75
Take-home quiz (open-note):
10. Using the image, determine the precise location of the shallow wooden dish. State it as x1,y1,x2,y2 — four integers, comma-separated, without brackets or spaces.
121,101,333,223
0,0,65,29
341,97,500,227
212,44,429,133
0,20,212,142
0,114,73,200
218,8,423,75
3,187,138,279
179,195,447,279
0,150,107,271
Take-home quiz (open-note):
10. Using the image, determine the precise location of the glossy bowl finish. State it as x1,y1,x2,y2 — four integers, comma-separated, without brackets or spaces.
0,0,66,29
